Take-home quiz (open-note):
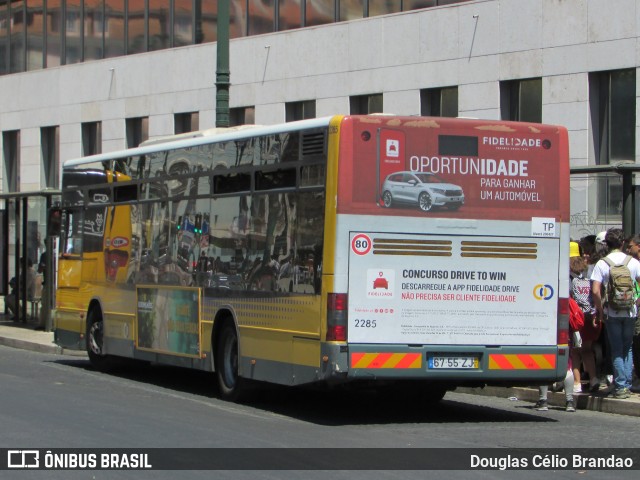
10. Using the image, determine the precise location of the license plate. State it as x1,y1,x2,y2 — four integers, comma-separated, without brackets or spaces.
428,356,479,369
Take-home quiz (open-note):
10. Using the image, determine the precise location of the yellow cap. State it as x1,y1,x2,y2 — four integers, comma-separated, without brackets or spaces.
570,241,581,258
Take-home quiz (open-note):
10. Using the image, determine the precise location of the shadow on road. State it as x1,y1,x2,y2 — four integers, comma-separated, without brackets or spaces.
53,357,556,426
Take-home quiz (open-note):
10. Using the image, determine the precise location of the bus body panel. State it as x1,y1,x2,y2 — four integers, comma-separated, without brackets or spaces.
52,115,570,391
333,115,570,384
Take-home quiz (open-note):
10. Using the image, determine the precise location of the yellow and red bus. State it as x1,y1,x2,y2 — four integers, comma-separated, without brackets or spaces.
52,115,570,401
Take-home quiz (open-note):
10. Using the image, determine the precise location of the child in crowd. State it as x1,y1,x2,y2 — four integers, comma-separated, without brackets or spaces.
569,241,601,393
534,242,585,412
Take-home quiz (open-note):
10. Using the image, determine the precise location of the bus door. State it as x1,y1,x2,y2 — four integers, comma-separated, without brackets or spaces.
103,172,133,284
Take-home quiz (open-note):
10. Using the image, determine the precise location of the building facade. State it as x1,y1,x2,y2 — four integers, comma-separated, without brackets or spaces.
0,0,638,243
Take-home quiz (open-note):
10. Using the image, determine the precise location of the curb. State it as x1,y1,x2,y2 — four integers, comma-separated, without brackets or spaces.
457,386,640,417
0,335,87,357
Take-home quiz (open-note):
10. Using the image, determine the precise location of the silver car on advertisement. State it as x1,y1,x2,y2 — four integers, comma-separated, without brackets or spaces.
381,171,464,212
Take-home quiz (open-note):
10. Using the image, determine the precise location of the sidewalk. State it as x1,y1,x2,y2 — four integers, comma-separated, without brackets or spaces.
0,316,638,416
457,385,640,418
0,315,86,356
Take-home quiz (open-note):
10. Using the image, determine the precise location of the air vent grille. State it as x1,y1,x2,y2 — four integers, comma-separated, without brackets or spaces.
461,241,537,259
373,238,452,256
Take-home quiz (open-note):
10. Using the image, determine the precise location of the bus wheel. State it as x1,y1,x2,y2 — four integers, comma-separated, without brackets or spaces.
382,191,393,208
216,322,246,401
418,192,433,212
86,308,114,371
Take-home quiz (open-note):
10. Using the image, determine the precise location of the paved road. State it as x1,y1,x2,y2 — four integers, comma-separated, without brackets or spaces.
1,345,640,479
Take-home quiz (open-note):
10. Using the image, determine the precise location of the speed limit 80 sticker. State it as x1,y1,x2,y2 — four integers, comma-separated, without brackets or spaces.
351,233,372,256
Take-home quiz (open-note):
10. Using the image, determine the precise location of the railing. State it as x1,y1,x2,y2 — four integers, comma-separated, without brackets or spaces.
570,162,639,238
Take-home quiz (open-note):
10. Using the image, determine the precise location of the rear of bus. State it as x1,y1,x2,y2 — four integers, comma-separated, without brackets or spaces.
324,115,570,393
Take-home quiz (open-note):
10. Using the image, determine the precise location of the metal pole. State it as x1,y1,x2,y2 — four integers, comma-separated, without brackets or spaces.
21,197,28,323
622,171,635,236
44,195,54,332
13,199,20,321
216,0,230,128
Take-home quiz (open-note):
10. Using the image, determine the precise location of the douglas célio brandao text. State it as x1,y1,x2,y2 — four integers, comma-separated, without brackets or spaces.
470,453,634,470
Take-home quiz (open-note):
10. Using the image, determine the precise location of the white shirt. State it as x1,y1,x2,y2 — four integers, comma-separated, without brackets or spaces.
590,251,640,318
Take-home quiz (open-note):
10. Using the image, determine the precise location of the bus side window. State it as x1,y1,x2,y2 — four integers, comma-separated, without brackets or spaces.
63,210,83,255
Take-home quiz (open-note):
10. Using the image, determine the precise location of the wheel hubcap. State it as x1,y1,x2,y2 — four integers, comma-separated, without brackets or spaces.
89,322,103,355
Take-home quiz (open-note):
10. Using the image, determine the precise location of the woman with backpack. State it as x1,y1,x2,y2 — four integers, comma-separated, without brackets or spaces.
590,228,640,399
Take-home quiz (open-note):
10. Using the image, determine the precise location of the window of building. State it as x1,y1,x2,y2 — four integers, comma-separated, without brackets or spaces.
104,0,125,58
84,0,105,61
46,1,63,66
403,0,438,10
10,0,26,73
197,0,217,42
589,68,636,218
0,1,8,74
305,0,334,27
500,78,542,123
26,0,44,71
0,0,478,77
421,86,458,117
174,112,199,134
350,93,383,114
369,1,402,16
285,100,316,122
65,0,82,64
339,0,364,21
148,0,171,51
174,0,193,46
403,0,471,9
2,130,20,192
592,69,636,164
127,0,146,54
126,117,149,148
278,0,302,31
249,0,275,35
41,126,59,189
229,106,256,127
82,121,102,156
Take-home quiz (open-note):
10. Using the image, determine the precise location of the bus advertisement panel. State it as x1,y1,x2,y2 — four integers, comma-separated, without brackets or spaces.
337,117,568,221
347,232,559,346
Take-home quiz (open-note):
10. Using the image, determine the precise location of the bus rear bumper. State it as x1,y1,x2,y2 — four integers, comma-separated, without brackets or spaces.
343,344,568,384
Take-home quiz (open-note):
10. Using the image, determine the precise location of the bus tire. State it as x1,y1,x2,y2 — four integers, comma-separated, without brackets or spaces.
215,322,246,401
418,192,433,212
382,191,393,208
86,308,115,372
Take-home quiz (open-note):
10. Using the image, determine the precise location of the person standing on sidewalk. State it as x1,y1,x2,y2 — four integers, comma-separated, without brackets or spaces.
591,228,639,399
535,244,583,412
36,250,48,330
569,241,601,393
535,293,582,412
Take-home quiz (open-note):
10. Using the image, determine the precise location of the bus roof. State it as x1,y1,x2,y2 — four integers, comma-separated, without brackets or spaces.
63,116,336,168
63,115,565,169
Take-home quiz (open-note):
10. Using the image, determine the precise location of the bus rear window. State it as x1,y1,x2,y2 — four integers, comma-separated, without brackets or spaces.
438,135,478,156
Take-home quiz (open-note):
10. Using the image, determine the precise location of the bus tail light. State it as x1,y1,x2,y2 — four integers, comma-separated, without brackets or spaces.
327,293,348,341
557,297,569,345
